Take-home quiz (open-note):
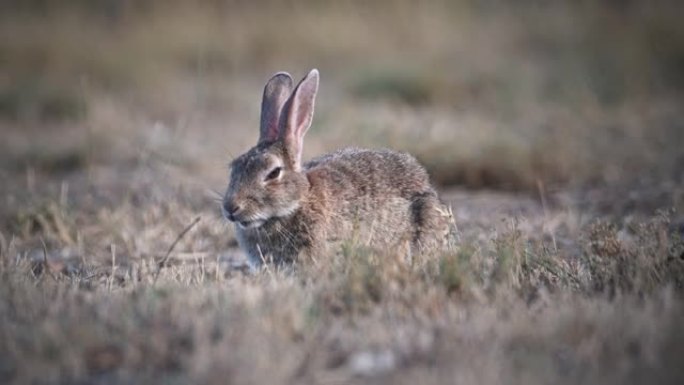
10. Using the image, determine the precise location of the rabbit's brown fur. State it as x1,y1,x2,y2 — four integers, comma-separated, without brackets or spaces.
223,69,449,266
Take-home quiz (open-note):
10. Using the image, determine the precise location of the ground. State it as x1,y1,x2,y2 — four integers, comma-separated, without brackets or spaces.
1,1,684,384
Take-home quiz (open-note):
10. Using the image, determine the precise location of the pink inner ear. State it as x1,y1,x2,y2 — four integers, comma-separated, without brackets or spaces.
261,108,280,142
291,77,318,139
295,87,315,138
282,70,319,168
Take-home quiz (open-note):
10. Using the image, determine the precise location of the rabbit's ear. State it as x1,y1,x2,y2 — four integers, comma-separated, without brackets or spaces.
259,72,293,143
280,69,319,169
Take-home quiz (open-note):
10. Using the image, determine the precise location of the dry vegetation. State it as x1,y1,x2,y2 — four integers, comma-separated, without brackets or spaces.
1,1,684,384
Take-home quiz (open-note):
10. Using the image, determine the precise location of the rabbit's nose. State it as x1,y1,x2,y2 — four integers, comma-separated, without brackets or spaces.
223,201,241,219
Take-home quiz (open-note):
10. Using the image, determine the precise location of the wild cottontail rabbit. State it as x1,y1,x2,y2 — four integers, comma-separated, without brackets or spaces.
223,69,450,267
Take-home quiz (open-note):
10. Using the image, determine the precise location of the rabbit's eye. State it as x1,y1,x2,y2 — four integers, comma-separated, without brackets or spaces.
265,167,282,181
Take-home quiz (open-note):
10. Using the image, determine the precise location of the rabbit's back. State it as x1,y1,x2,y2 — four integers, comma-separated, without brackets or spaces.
303,147,443,249
305,147,434,197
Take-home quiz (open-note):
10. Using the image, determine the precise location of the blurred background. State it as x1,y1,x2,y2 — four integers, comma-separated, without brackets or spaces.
1,0,683,201
1,3,684,383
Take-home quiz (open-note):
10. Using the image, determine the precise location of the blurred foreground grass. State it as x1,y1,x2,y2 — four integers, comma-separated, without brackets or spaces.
1,204,683,384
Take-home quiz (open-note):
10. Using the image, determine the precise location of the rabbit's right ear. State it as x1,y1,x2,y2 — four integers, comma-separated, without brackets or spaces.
259,72,293,143
279,69,319,170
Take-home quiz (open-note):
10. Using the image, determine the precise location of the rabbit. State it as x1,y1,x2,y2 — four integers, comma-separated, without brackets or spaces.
223,69,451,267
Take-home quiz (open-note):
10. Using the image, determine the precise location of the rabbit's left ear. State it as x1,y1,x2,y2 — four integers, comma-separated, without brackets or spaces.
280,69,319,170
259,72,293,144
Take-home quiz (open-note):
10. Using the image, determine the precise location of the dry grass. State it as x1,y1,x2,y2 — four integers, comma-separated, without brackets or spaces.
2,1,684,384
1,200,683,384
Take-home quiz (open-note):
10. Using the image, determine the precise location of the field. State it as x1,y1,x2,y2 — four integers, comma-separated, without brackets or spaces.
1,1,684,384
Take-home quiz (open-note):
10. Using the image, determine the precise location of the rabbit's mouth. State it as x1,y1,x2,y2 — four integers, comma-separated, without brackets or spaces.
237,219,265,229
222,204,267,229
